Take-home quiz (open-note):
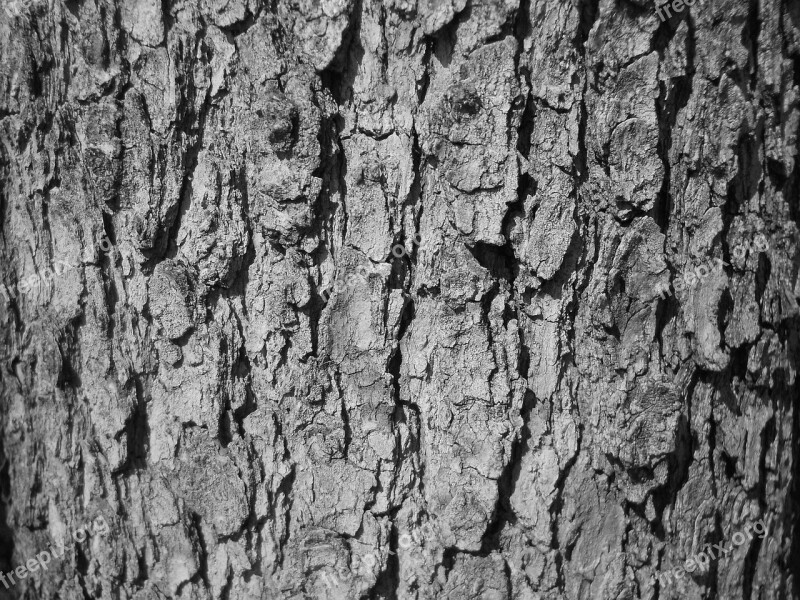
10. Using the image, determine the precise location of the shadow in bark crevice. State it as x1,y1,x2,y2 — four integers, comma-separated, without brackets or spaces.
0,437,12,583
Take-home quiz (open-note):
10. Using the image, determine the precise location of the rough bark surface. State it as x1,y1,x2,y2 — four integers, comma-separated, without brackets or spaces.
0,0,799,598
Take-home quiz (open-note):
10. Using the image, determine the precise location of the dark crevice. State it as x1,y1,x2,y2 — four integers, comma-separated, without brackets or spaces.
316,6,358,306
388,298,413,417
654,80,674,236
467,241,515,284
653,15,695,235
654,290,677,354
132,551,149,589
549,421,583,549
757,409,777,504
478,390,537,558
650,371,701,528
430,6,466,68
783,54,800,227
218,3,262,38
218,337,234,447
75,542,92,599
718,287,735,345
416,40,433,105
113,375,149,475
744,0,761,91
575,0,599,54
340,379,351,461
790,338,800,599
368,526,399,600
755,249,771,306
651,8,680,53
160,20,213,263
319,0,363,106
191,512,211,589
0,438,12,577
232,347,256,432
219,565,234,600
440,546,459,581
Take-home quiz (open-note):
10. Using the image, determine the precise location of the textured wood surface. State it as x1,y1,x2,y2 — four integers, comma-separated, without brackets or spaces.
0,0,798,598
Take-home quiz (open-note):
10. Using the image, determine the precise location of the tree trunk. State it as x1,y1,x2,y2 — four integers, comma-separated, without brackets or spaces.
0,0,798,598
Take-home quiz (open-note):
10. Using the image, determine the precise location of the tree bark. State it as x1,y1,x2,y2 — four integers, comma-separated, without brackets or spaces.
0,0,798,598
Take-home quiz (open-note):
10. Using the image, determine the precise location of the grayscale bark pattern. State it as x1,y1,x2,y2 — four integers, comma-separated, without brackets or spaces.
0,0,798,598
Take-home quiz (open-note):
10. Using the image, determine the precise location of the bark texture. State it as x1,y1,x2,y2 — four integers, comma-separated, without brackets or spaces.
0,0,799,598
